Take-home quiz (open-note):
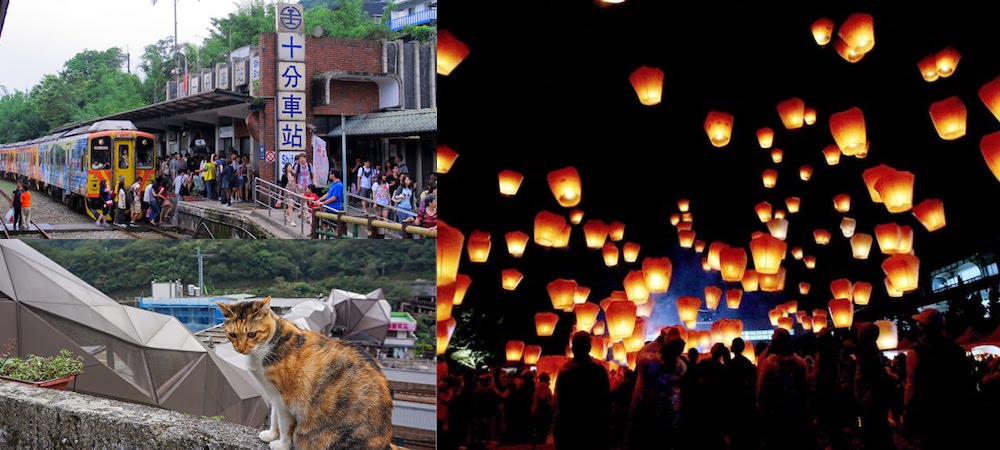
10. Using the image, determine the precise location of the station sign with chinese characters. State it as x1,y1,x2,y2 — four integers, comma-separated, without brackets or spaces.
276,2,307,153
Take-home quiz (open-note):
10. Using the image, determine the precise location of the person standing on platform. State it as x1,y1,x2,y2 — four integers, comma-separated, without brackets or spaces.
19,185,31,231
11,180,24,231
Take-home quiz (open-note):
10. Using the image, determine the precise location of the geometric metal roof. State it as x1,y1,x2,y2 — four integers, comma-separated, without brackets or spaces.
329,288,392,343
327,109,437,138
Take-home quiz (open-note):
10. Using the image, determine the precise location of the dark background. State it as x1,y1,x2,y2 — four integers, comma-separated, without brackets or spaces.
438,1,1000,359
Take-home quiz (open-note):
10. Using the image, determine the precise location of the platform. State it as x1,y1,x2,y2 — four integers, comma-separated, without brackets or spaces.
175,197,310,239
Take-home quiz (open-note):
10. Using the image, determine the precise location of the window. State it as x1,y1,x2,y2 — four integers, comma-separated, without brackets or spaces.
118,145,130,169
136,137,154,169
90,138,111,170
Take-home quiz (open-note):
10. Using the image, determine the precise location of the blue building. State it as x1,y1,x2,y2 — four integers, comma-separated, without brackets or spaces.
138,295,319,333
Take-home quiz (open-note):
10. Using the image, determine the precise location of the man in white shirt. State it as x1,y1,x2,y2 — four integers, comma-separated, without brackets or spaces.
173,169,188,222
143,180,156,224
357,159,374,214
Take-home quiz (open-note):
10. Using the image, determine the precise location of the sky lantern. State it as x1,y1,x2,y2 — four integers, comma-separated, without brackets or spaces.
803,256,817,270
535,312,559,337
762,169,778,188
884,277,904,298
839,13,875,54
876,320,899,350
534,211,567,248
677,296,701,323
929,97,967,140
785,197,801,214
705,111,735,147
935,47,961,78
801,316,813,331
603,242,620,267
548,279,578,310
719,319,744,345
437,220,464,284
750,234,786,275
682,212,694,223
980,77,1000,123
623,242,641,263
694,240,706,253
505,231,529,258
775,209,787,220
437,317,456,355
768,309,783,327
833,194,851,213
677,199,691,212
828,298,854,329
771,148,784,163
759,268,786,292
833,37,865,63
777,97,806,129
981,131,1000,181
569,208,584,225
498,170,524,196
830,278,854,301
799,282,811,295
552,225,572,249
606,301,638,341
851,233,874,259
467,231,491,263
611,342,627,364
841,217,857,238
547,167,582,207
823,145,842,165
592,320,607,336
436,144,459,174
437,30,469,76
882,254,920,292
778,317,793,331
720,247,749,282
767,218,789,241
755,201,773,222
629,65,665,106
506,340,526,363
804,107,817,125
502,269,523,291
609,221,626,242
670,213,681,226
642,257,673,293
438,282,455,322
636,300,654,318
813,314,828,333
590,336,609,361
447,275,471,307
705,286,723,310
626,319,647,352
791,246,804,260
726,289,743,309
811,17,835,46
698,330,713,349
678,230,696,248
853,281,873,305
800,165,814,181
897,226,914,254
626,352,638,371
708,242,729,271
875,170,915,213
624,270,650,304
757,127,775,148
830,107,867,155
912,199,946,231
575,303,601,332
584,219,609,249
918,55,939,82
814,229,832,245
874,223,902,254
742,270,759,292
523,345,542,366
574,286,591,305
783,301,798,314
862,164,894,203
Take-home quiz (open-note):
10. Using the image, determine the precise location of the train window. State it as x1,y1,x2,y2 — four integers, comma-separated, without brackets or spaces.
118,145,130,169
91,138,111,170
136,137,154,169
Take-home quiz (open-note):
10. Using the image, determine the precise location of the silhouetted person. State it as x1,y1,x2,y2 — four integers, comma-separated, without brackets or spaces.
679,343,728,450
854,323,896,450
627,332,686,450
532,373,554,444
554,331,611,450
757,328,809,450
729,338,758,450
813,329,851,450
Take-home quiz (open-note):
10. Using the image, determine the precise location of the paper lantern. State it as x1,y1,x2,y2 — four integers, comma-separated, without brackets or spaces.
874,223,902,255
800,165,813,181
839,13,875,54
603,242,620,267
678,230,696,248
884,277,904,298
882,254,920,292
918,54,939,82
757,127,775,148
833,194,851,213
438,282,455,321
534,211,567,248
694,240,706,253
929,96,967,140
548,279,578,310
778,317,793,331
823,145,842,165
875,170,915,213
803,256,817,270
506,340,526,363
624,270,650,304
759,268,786,292
897,225,914,254
535,312,559,337
750,234,786,275
720,247,748,282
569,287,589,307
547,167,582,207
704,286,723,310
851,233,874,259
777,97,806,130
698,330,713,349
762,169,778,188
828,298,854,329
590,335,608,360
498,170,524,196
834,37,865,63
804,107,817,125
698,257,710,272
853,281,873,306
935,47,961,78
552,225,572,249
629,65,665,106
569,208,585,225
467,231,491,263
841,217,857,238
636,300,654,318
755,201,773,222
437,220,464,284
437,317,456,355
771,148,784,164
801,316,813,331
830,107,867,156
677,199,691,213
622,242,640,263
814,229,832,245
677,296,701,323
624,319,647,353
523,345,542,366
719,319,744,345
611,342,627,364
742,270,759,292
981,131,1000,181
767,218,789,241
642,257,673,293
775,210,787,220
505,231,529,258
813,314,828,333
606,301,637,341
575,303,601,332
791,247,804,260
708,242,728,271
799,282,811,295
912,199,946,231
704,111,735,147
677,221,693,232
980,76,1000,123
436,145,459,174
875,320,898,350
437,30,469,75
811,17,835,46
584,219,609,249
768,309,783,327
862,164,893,203
669,213,681,226
592,319,607,336
830,278,854,301
501,269,523,291
726,289,743,309
608,221,626,242
785,197,801,214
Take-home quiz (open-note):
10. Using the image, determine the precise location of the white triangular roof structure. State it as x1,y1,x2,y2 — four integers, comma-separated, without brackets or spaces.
328,288,391,343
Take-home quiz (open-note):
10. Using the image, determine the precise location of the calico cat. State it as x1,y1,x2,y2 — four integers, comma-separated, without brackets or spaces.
217,297,395,450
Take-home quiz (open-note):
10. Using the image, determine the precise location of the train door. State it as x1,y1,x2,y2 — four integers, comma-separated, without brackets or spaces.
113,140,135,190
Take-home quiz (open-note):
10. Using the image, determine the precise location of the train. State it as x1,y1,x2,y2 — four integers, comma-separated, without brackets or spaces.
0,120,156,219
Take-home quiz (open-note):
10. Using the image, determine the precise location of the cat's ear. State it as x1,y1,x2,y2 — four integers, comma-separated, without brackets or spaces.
217,302,234,319
259,296,272,312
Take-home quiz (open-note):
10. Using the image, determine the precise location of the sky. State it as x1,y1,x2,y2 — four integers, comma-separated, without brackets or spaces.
438,1,1000,359
0,0,243,91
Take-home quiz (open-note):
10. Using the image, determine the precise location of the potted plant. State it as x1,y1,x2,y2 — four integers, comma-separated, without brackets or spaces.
0,341,84,391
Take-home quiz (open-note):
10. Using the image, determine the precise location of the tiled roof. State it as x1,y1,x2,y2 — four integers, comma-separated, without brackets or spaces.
327,109,436,137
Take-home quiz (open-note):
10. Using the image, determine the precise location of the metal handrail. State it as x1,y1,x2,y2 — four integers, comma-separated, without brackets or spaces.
311,211,437,240
254,178,312,236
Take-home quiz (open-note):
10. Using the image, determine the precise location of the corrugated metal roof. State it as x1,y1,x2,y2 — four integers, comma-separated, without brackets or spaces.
327,109,436,138
384,368,435,386
391,400,436,431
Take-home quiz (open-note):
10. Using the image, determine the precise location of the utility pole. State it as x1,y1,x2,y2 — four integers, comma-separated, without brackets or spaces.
194,244,214,295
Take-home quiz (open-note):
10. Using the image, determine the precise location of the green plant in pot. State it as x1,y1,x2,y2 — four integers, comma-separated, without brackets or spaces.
0,341,84,390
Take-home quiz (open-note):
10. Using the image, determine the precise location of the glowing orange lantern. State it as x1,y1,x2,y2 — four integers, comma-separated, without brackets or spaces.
882,254,920,292
438,282,455,322
759,268,786,292
876,320,898,350
437,30,470,75
929,96,967,140
436,145,459,174
757,127,775,148
704,111,735,147
498,170,524,196
777,97,806,130
768,309,783,327
885,277,904,298
830,278,854,301
742,270,759,292
804,107,817,125
719,319,743,345
799,282,811,295
814,229,832,245
611,342,627,364
574,286,591,305
642,257,673,293
720,247,748,282
912,199,946,231
534,211,567,248
609,221,626,242
823,145,842,165
853,281,873,306
506,340,526,363
750,234,786,275
624,270,650,304
801,316,813,331
762,169,778,188
535,312,559,337
918,55,939,82
791,247,804,260
830,107,867,156
437,220,464,284
726,289,743,309
851,233,874,259
935,47,961,78
636,299,654,318
678,230,696,248
677,199,691,213
677,296,701,323
813,314,828,333
801,256,816,270
771,148,784,164
828,298,854,329
548,279,578,310
785,197,801,214
547,167,582,207
584,219,609,249
767,218,789,241
467,231,491,263
834,37,865,63
681,212,693,223
437,317,456,355
980,76,1000,123
523,345,542,366
590,335,608,360
778,317,793,331
874,223,902,255
669,213,681,226
839,13,875,55
981,131,1000,181
694,240,706,253
502,269,523,291
775,210,787,220
705,286,723,310
504,231,529,258
833,194,851,213
897,225,914,254
841,217,857,238
811,17,835,46
629,65,664,106
569,208,585,225
862,164,893,203
755,201,773,222
875,170,915,213
677,221,693,232
800,165,814,181
603,242,619,267
552,225,571,249
708,242,728,271
575,303,600,332
623,242,640,263
625,319,646,353
606,301,637,341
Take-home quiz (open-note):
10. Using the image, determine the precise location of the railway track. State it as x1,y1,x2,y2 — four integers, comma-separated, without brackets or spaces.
0,186,50,239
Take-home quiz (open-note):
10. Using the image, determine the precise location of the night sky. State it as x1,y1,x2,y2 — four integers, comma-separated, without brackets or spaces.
437,2,1000,360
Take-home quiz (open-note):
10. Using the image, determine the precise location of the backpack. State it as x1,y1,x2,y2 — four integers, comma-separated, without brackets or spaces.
125,188,135,205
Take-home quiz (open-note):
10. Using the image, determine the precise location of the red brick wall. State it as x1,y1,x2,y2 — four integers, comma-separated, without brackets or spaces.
234,121,249,138
260,32,278,184
313,81,379,116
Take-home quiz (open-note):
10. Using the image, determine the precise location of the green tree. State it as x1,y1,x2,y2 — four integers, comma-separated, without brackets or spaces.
138,37,178,104
31,74,75,129
0,88,47,142
305,0,392,41
198,0,277,68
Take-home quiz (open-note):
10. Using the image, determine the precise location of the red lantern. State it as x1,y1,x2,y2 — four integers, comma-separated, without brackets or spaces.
803,256,817,270
741,270,759,292
811,17,835,46
547,167,582,207
623,242,641,263
636,299,654,318
629,65,665,106
755,201,773,222
918,55,939,82
828,298,854,329
502,269,523,291
548,279,578,310
603,242,619,267
981,131,1000,182
830,278,854,301
853,281,873,306
833,193,851,213
874,222,902,255
624,270,650,304
800,165,814,181
670,213,681,226
774,209,786,220
830,107,867,156
438,282,455,322
720,247,748,282
935,47,961,78
437,30,470,76
583,219,609,249
862,164,893,203
606,301,637,341
834,37,865,63
437,145,459,174
897,225,914,254
762,169,778,188
523,345,542,366
777,97,806,130
804,107,817,125
575,303,600,332
694,240,706,253
785,197,801,214
929,96,968,140
609,221,626,242
912,199,946,231
791,247,804,260
771,148,784,164
778,317,793,331
437,220,464,284
506,340,526,363
705,111,735,147
768,309,783,327
814,229,832,245
498,170,524,196
708,242,729,271
841,217,857,238
875,169,915,213
838,13,875,55
569,208,585,225
767,218,789,241
979,76,1000,123
506,231,529,258
705,286,723,310
535,312,559,337
885,277,904,298
467,230,491,263
882,254,920,292
726,289,743,309
757,127,775,148
642,257,673,293
677,296,701,323
759,268,786,292
823,145,842,165
678,230,696,248
750,234,786,275
677,199,691,213
534,211,567,248
575,286,591,305
437,317,457,355
799,282,811,295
